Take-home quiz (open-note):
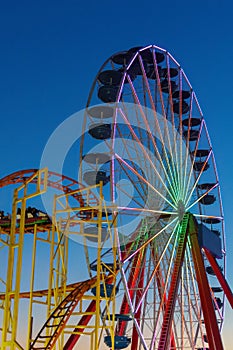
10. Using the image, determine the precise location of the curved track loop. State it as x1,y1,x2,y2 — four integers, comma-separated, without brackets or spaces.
0,169,85,205
29,276,103,350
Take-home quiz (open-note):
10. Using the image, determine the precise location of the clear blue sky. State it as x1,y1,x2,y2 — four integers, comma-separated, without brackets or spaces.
0,0,232,348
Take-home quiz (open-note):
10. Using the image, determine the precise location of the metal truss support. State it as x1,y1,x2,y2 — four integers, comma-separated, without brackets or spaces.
158,213,189,350
1,169,48,350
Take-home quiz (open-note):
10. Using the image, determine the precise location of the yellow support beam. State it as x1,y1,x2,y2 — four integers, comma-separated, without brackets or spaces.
1,176,118,349
1,169,49,350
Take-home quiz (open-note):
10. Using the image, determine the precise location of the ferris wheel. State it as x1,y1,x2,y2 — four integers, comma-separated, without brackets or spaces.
76,44,232,350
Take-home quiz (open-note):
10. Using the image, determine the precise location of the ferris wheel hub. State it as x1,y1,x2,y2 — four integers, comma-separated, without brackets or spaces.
177,200,185,222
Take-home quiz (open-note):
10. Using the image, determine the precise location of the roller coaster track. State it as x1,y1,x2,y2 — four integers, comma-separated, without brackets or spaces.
0,282,85,300
0,169,99,235
0,169,80,192
29,274,113,350
0,169,90,207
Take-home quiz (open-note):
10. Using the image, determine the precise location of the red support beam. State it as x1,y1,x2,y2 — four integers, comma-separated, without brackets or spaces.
189,215,224,350
63,275,115,349
63,300,96,349
204,248,233,309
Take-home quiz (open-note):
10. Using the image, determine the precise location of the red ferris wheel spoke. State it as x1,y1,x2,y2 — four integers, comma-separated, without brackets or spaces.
63,300,97,349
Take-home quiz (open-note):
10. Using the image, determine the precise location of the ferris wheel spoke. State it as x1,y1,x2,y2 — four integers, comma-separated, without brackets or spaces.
118,104,179,203
119,265,149,350
149,223,181,350
164,56,182,194
121,111,178,201
182,120,205,203
184,149,213,207
180,92,196,200
193,214,223,221
114,138,149,202
115,122,150,195
183,118,205,192
116,159,148,205
124,76,180,199
137,55,151,113
186,183,218,211
115,154,177,211
169,112,180,201
117,249,145,336
123,217,178,264
177,69,184,200
115,184,145,209
180,101,192,200
158,56,181,195
116,108,178,205
158,120,181,202
164,56,182,196
117,207,176,220
134,222,178,314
